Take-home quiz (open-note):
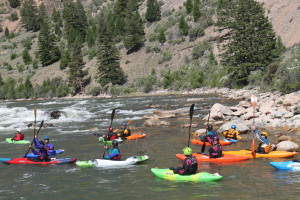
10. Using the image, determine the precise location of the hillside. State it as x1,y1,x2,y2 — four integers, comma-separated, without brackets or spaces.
0,0,300,96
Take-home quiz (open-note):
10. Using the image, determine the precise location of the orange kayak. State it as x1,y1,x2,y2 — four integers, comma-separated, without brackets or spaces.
191,139,231,146
125,134,147,140
175,153,250,163
223,150,299,158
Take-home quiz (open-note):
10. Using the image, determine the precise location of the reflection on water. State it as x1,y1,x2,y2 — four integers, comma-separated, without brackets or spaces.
0,95,299,200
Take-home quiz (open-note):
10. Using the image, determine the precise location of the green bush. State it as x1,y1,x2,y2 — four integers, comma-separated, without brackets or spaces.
21,37,32,49
8,12,18,21
189,25,205,42
192,41,211,59
10,52,17,60
158,51,172,64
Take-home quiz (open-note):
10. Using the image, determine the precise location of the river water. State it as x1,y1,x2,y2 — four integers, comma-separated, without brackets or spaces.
0,95,299,200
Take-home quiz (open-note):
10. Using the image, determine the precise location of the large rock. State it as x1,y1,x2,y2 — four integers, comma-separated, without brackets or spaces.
239,101,251,108
143,118,170,127
217,119,250,133
207,103,233,121
276,140,299,152
282,92,300,105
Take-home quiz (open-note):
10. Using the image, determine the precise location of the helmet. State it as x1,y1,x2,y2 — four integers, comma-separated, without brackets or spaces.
44,136,49,140
122,122,127,127
112,140,118,147
16,128,21,132
207,125,213,131
231,125,236,129
108,127,114,132
183,147,193,155
261,132,268,136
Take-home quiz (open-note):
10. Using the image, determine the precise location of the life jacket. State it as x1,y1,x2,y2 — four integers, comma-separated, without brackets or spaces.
183,155,198,174
224,129,238,139
111,147,122,160
38,146,50,161
209,144,223,158
13,133,24,141
107,132,117,140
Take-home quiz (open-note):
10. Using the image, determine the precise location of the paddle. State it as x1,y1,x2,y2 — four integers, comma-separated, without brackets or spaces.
187,104,195,147
251,95,257,158
201,105,212,153
103,109,116,158
24,119,44,158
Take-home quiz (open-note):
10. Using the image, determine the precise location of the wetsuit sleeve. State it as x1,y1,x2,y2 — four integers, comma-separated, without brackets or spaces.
31,148,38,155
47,143,54,150
34,138,42,149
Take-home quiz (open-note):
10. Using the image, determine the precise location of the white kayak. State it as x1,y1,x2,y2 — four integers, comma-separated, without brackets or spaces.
76,155,149,167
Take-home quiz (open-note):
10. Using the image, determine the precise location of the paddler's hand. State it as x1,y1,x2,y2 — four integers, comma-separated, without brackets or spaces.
29,145,32,148
104,145,108,150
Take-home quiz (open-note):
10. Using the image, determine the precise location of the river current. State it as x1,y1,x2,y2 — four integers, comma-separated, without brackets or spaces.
0,94,299,200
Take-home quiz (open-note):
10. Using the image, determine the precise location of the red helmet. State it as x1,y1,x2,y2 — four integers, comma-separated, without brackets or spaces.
108,127,113,131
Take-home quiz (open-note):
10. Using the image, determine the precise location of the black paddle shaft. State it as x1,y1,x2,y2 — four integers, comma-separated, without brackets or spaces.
187,104,195,147
24,120,44,157
201,105,211,153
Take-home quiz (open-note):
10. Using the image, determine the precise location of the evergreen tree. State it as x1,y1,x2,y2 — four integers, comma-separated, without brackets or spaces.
193,0,201,22
37,3,47,28
38,19,61,66
5,27,10,39
217,0,284,87
86,24,97,48
184,0,193,14
123,0,145,53
157,29,166,44
8,0,20,8
20,0,40,31
68,37,88,94
145,0,161,23
60,49,71,70
178,16,189,36
97,13,126,86
3,78,16,100
22,48,32,65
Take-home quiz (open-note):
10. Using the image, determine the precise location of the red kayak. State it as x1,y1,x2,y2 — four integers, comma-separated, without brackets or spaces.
125,133,147,140
176,153,250,163
191,139,231,146
0,158,76,165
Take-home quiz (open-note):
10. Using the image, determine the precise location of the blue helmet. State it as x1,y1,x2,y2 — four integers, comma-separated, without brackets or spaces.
122,122,127,127
231,125,236,129
44,136,50,140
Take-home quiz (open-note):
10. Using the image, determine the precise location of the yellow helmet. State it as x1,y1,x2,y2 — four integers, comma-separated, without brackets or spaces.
183,147,193,155
261,132,268,136
124,130,129,134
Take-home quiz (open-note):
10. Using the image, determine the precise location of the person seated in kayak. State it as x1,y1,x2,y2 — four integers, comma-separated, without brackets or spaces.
254,128,277,154
222,125,242,140
103,127,117,141
170,147,198,175
11,128,25,141
103,140,121,160
29,135,51,161
117,122,131,138
198,125,217,145
44,136,55,153
209,137,223,158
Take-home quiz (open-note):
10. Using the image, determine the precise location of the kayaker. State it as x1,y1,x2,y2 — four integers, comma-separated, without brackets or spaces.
11,129,25,141
198,125,217,145
44,136,55,153
29,135,51,161
209,136,223,158
170,147,198,175
117,122,131,138
254,128,277,153
103,140,121,160
222,125,242,140
103,127,117,141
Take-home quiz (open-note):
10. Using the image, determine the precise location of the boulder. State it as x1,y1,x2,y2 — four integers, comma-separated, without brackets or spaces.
143,117,170,127
239,100,251,108
217,119,250,133
50,111,62,119
277,135,293,142
282,92,300,105
208,103,233,120
276,140,299,152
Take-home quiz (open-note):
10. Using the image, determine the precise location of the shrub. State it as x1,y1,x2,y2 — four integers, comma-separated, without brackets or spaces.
189,25,205,42
192,41,211,59
158,51,172,64
8,12,18,21
10,52,17,60
21,37,32,49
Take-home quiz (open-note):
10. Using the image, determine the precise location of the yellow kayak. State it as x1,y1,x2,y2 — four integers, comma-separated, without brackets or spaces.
223,150,298,158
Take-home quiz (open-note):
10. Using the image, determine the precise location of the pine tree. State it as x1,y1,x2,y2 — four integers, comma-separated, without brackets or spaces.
38,19,61,66
5,27,10,39
20,0,40,31
97,13,126,86
217,0,284,87
193,0,201,22
37,3,47,28
22,48,32,65
123,0,145,53
8,0,20,8
178,16,189,36
145,0,161,23
184,0,193,14
3,78,16,100
59,49,71,70
68,37,87,94
157,29,166,44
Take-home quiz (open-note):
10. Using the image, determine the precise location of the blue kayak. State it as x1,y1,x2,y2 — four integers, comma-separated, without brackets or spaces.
223,138,238,143
23,149,65,158
270,160,300,171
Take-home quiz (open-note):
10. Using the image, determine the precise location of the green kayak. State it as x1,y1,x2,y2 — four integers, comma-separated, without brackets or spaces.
98,137,123,145
76,155,149,167
6,138,30,144
151,168,223,182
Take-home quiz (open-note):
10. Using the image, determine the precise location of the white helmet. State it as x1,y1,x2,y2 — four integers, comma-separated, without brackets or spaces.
16,128,21,132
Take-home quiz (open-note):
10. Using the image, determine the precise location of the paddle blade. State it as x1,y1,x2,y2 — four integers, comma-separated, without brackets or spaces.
34,107,37,117
189,104,195,120
127,120,133,125
251,96,257,108
251,139,256,158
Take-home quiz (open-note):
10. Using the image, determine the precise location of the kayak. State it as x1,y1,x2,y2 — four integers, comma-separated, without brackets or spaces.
223,138,238,143
269,160,300,171
6,138,30,144
76,155,149,167
223,150,299,158
125,133,147,140
0,158,76,165
98,137,123,145
23,149,65,158
176,153,250,162
151,168,223,182
191,139,231,146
